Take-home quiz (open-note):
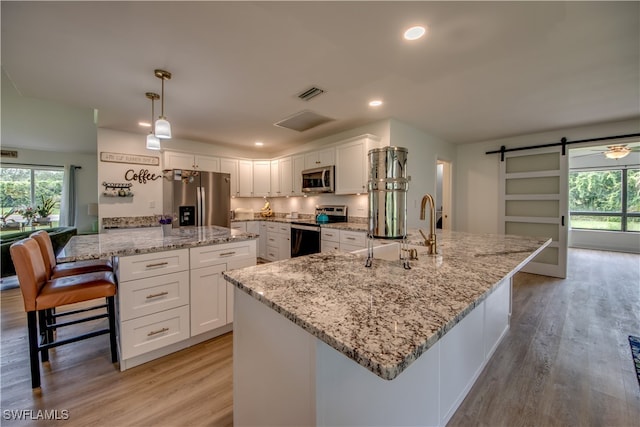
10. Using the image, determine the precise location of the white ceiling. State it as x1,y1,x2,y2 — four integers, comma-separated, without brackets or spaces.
2,1,639,154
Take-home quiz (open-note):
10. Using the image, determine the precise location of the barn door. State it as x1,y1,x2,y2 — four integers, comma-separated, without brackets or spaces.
499,146,568,278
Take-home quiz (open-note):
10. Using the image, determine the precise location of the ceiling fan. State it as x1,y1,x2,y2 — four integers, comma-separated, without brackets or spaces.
573,144,640,160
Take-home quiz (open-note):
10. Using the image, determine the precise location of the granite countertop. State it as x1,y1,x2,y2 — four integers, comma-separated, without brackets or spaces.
223,230,550,381
58,226,258,262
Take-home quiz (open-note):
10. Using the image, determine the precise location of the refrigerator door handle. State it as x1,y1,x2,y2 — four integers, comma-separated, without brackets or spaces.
196,186,202,227
200,187,206,226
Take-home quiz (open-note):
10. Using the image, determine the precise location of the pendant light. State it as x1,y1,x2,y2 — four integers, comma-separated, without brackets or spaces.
154,69,172,139
145,92,161,150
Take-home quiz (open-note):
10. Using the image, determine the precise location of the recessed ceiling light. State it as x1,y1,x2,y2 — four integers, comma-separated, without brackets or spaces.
369,100,383,107
138,121,151,127
255,141,264,147
404,26,426,41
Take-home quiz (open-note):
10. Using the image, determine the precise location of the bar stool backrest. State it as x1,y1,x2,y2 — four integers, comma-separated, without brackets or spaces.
30,230,57,280
9,238,48,312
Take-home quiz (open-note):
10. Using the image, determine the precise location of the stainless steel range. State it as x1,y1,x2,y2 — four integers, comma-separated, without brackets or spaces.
290,205,348,257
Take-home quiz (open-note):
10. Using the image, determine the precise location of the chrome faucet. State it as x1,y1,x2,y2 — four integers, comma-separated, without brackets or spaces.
419,194,437,255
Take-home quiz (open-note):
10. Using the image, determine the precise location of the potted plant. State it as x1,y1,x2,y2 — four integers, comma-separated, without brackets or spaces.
18,206,36,225
36,196,56,220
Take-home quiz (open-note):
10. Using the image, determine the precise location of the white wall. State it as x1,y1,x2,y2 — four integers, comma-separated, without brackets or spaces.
97,129,166,224
1,70,99,234
455,118,640,248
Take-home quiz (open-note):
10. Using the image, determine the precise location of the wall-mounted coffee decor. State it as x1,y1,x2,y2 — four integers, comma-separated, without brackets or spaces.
100,152,159,166
125,169,161,184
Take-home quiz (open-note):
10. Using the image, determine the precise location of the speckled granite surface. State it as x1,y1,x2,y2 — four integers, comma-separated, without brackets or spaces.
223,230,550,381
58,226,258,262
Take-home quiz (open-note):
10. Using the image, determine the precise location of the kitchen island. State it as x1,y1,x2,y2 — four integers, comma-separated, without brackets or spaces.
223,230,550,427
60,226,258,370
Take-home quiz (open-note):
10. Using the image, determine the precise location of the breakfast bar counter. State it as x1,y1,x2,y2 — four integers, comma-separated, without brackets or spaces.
58,225,258,262
223,230,550,426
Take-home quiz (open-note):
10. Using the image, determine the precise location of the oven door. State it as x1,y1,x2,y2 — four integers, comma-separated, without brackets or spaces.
291,224,321,257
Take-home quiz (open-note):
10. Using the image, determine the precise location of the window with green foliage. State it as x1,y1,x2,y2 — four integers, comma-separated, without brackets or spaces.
0,166,64,228
569,168,640,232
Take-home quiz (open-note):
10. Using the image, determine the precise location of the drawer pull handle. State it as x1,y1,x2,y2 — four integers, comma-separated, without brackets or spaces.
219,251,236,257
146,261,169,268
147,327,169,337
346,237,356,240
146,291,169,299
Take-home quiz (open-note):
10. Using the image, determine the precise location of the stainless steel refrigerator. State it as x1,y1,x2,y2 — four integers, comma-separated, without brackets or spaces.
163,169,231,228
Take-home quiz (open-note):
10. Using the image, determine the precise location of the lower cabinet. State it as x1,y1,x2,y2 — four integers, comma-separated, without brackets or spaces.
322,228,367,253
265,223,290,261
116,240,256,370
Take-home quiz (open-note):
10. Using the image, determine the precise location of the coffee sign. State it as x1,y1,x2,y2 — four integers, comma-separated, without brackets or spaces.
125,169,161,184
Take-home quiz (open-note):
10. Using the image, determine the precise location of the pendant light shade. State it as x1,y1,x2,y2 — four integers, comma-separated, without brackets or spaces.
154,69,172,139
145,92,162,150
146,133,161,150
154,117,172,139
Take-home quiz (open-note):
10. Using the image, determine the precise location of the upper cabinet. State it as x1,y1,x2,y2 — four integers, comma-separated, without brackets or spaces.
162,133,379,198
238,160,253,197
252,160,271,197
164,152,220,172
220,158,239,197
335,134,381,195
291,155,305,196
304,148,335,170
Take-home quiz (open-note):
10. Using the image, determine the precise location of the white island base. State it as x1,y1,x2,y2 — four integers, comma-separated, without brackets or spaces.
233,276,511,427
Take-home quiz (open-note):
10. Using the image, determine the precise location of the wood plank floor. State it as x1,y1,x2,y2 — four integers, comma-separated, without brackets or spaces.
1,248,639,426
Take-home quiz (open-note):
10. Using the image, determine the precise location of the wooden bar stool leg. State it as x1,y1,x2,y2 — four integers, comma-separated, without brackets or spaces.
27,311,41,389
38,310,49,362
107,296,118,363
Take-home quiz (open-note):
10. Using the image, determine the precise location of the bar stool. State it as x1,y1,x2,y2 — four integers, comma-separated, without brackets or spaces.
10,238,118,389
30,230,112,279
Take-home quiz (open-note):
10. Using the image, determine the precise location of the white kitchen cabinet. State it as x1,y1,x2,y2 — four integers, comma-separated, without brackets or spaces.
230,221,247,233
190,263,227,335
292,155,305,196
164,151,220,172
321,228,367,253
220,158,239,197
304,147,335,170
335,135,380,195
270,159,281,196
246,221,260,235
278,157,293,196
117,249,191,362
265,223,290,261
321,228,340,252
252,160,271,197
116,240,257,370
238,160,253,197
190,241,257,331
259,222,268,259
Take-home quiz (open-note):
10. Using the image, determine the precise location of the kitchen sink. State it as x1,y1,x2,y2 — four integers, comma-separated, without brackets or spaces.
352,242,430,261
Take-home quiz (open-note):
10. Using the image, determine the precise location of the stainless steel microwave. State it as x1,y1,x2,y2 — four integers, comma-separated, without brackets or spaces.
302,166,335,193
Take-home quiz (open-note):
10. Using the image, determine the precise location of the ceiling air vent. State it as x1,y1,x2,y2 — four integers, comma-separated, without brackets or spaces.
274,110,334,132
297,86,325,101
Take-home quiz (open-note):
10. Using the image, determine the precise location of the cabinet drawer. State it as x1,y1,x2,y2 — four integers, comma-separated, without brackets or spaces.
266,233,279,247
321,229,339,243
322,240,340,252
340,231,366,248
277,224,290,234
118,250,188,282
120,305,190,359
119,271,189,321
265,245,279,261
230,222,247,232
190,241,256,269
266,223,279,233
341,243,366,253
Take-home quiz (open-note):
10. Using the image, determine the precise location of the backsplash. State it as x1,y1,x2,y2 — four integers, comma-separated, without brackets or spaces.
102,216,159,229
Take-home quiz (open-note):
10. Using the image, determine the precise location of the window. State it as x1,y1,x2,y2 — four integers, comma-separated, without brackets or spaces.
0,165,64,231
569,168,640,232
